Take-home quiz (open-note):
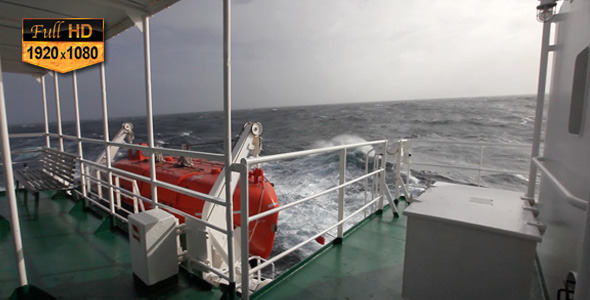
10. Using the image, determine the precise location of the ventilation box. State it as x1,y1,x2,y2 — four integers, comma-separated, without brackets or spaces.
402,184,542,300
129,209,179,286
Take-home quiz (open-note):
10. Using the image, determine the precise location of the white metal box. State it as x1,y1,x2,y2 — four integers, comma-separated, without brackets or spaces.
402,184,542,300
128,209,179,285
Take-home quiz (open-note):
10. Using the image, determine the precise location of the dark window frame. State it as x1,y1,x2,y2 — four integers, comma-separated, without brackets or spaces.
568,46,589,135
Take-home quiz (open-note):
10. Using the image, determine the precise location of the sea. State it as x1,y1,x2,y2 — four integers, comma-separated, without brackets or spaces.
4,95,537,274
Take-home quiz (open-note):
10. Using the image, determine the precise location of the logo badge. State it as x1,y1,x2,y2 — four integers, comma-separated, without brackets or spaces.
22,18,104,73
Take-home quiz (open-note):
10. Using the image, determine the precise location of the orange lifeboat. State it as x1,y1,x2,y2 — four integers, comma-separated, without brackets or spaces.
114,147,279,259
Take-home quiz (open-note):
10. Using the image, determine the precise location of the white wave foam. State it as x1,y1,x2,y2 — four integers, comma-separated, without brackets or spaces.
264,154,373,272
311,134,374,154
515,174,529,182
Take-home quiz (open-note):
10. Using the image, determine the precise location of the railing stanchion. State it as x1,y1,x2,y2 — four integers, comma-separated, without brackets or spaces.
240,159,250,300
72,71,87,200
142,15,158,205
527,19,553,199
364,149,374,218
115,176,121,209
337,149,347,240
380,142,388,210
395,140,402,200
0,51,28,286
40,76,50,147
477,146,484,186
99,63,115,215
53,71,64,151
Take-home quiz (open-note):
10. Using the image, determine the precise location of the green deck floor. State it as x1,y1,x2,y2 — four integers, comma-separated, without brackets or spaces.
252,206,408,300
0,190,223,299
1,190,545,300
251,202,545,300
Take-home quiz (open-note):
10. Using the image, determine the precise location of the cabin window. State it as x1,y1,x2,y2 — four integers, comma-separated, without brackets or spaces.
569,46,589,135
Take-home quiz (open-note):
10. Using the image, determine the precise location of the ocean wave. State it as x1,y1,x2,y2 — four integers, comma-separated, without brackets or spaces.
311,134,374,155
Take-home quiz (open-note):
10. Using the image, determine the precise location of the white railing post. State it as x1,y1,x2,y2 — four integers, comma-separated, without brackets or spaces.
477,146,484,186
99,63,115,214
40,76,50,147
395,140,402,200
142,15,158,205
0,51,28,287
380,142,388,210
239,159,250,300
405,141,412,184
85,166,91,192
364,149,375,218
72,71,87,199
337,149,346,240
115,176,121,209
222,0,237,293
527,18,553,199
53,71,64,151
96,169,103,199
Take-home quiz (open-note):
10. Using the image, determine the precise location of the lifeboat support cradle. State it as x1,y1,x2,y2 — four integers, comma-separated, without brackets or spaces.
189,122,263,287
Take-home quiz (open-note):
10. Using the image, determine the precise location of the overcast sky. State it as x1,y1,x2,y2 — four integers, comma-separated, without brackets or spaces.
3,0,543,124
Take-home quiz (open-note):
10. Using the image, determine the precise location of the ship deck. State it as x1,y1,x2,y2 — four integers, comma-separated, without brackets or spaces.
1,189,546,300
252,204,408,300
0,190,223,299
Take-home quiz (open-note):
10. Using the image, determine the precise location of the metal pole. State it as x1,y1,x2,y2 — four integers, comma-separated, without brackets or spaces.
527,20,552,199
223,0,236,292
53,71,64,151
239,160,250,300
0,52,28,286
40,76,50,147
72,71,87,198
100,63,115,214
380,142,387,209
477,146,484,187
337,149,346,239
395,140,402,200
142,15,158,205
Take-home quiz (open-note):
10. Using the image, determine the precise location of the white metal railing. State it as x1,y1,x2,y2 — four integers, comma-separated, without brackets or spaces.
3,130,238,283
79,157,230,233
398,139,530,188
532,157,588,211
6,128,250,290
236,140,389,299
51,132,224,161
77,157,240,282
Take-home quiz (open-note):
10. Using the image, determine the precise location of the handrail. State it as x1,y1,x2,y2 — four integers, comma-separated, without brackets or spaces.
81,158,227,207
411,162,528,175
248,168,383,222
249,196,383,275
77,168,231,280
246,140,387,164
8,132,45,139
52,133,224,161
239,140,388,297
532,157,588,211
413,140,530,148
80,160,230,234
405,139,530,187
8,132,387,298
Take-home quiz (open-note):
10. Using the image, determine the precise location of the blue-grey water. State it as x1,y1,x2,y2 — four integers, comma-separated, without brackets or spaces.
4,95,536,273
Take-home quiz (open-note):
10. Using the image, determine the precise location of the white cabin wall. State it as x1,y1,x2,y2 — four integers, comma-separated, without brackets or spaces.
537,0,590,296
